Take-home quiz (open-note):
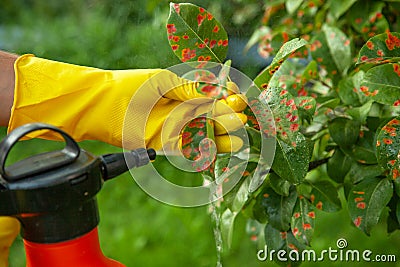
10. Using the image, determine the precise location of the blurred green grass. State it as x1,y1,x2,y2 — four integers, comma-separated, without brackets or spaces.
1,1,400,266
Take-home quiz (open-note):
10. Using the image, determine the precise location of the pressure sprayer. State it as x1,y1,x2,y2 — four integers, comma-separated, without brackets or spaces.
0,123,156,267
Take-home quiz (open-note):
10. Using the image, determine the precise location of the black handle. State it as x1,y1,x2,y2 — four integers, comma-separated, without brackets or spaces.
0,123,80,180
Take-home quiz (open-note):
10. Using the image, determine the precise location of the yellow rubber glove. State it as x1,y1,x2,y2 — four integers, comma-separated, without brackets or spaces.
0,217,19,267
9,54,247,152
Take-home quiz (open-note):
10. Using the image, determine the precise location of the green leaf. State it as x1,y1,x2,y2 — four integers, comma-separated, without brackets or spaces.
254,38,307,88
291,196,315,245
220,209,238,249
327,148,353,183
286,0,304,14
346,100,374,124
342,128,377,164
328,0,357,19
345,162,384,184
260,186,297,231
269,172,290,196
167,3,228,63
361,63,400,106
272,133,313,184
338,71,367,106
348,177,393,235
264,223,285,251
357,32,400,64
328,117,361,148
310,25,351,84
376,117,400,181
309,180,341,212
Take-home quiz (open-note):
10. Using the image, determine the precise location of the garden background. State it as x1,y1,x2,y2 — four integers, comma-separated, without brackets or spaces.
1,0,400,266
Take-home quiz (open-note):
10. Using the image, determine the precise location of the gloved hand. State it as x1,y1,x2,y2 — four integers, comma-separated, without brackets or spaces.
9,54,247,153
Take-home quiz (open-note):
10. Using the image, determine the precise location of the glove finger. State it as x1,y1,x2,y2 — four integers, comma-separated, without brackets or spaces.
214,113,248,135
215,135,243,153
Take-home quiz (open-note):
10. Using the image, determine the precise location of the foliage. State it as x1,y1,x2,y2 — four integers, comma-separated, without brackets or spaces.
166,1,400,266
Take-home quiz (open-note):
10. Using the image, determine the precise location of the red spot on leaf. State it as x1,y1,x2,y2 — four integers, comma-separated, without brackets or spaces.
303,223,312,230
356,202,366,209
366,41,374,50
354,216,362,227
394,100,400,106
294,212,300,219
383,138,393,145
171,44,179,51
213,25,220,33
167,24,177,34
292,227,299,236
307,211,315,219
316,201,323,210
197,14,205,26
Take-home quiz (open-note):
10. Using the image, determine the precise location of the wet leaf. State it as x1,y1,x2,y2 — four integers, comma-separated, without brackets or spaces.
272,132,313,184
309,180,341,212
376,117,400,181
361,63,400,106
167,3,228,63
348,177,393,235
291,196,315,245
181,116,216,174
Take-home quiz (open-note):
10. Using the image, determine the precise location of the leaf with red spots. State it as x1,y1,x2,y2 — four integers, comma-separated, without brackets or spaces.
254,38,307,88
291,196,315,245
376,117,400,185
360,63,400,105
259,186,297,231
310,24,352,85
348,177,393,235
309,180,341,212
272,132,313,184
259,86,300,144
295,96,316,123
180,116,216,175
264,224,307,267
167,3,228,63
349,1,389,41
357,32,400,65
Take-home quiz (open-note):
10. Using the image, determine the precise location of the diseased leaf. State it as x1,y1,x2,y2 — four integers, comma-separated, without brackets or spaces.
259,87,300,145
309,180,341,212
376,117,400,181
254,38,307,88
272,132,313,184
167,3,228,63
295,96,316,123
358,32,400,64
291,196,315,245
361,63,400,106
310,25,352,84
348,177,393,235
